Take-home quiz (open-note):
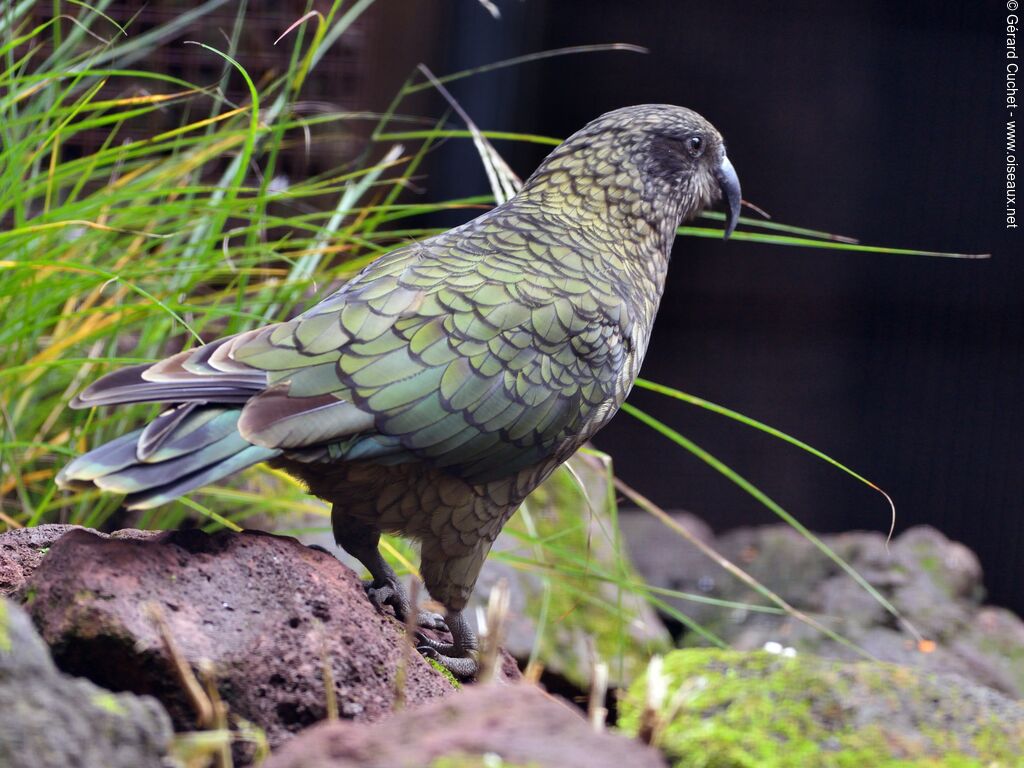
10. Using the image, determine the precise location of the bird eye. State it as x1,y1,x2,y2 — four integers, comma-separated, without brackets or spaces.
686,135,704,157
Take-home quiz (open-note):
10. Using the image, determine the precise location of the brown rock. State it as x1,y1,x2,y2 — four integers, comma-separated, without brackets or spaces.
264,682,667,768
20,527,458,757
1,524,88,597
0,524,162,597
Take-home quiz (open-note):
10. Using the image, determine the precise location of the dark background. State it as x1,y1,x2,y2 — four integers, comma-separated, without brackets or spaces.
367,1,1020,613
100,1,1019,614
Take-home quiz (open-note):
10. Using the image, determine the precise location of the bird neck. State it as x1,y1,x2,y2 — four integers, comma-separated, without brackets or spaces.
515,151,681,316
519,147,685,257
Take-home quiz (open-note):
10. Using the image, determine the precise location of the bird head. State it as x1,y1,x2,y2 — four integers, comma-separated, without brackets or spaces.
522,104,742,239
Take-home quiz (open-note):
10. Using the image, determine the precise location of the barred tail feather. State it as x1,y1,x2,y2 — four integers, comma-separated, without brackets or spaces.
57,406,280,510
124,443,278,510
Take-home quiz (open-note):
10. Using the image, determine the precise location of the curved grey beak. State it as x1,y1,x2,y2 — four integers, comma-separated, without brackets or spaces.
715,154,742,239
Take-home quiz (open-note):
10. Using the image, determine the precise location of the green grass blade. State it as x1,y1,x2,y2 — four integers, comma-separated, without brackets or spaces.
698,210,858,243
620,401,926,647
633,377,896,538
681,224,989,259
403,43,648,94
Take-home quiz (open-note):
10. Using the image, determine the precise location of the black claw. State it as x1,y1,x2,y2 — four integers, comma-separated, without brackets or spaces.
417,644,439,659
417,610,448,631
365,581,452,635
415,631,457,656
414,628,477,678
364,577,413,622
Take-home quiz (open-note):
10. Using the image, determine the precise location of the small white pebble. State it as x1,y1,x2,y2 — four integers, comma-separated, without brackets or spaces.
763,641,783,655
782,646,798,658
268,175,291,194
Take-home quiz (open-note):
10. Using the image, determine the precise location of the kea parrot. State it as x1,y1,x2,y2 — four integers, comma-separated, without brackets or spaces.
58,104,742,677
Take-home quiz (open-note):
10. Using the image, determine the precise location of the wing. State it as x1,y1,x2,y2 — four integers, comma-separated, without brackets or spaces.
76,216,637,483
230,217,636,483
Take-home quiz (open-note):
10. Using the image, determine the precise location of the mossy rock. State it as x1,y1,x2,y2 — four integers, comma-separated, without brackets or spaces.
0,598,173,768
618,649,1023,768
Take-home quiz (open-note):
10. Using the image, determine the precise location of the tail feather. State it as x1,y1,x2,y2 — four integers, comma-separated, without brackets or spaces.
72,383,256,408
94,431,255,494
123,444,277,510
55,428,145,484
140,406,240,462
70,352,265,410
58,406,280,509
137,403,199,460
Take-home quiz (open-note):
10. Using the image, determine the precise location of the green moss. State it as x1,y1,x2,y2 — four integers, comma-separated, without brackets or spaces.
427,657,461,688
90,691,127,716
617,649,1023,768
0,600,10,652
21,585,37,606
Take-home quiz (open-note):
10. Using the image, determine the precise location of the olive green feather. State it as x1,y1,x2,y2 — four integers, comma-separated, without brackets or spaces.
57,104,741,630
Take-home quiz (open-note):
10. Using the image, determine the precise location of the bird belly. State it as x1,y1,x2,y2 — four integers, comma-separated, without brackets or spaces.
273,453,562,556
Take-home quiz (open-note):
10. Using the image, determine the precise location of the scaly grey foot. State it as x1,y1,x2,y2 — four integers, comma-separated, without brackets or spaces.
415,609,478,679
363,578,446,630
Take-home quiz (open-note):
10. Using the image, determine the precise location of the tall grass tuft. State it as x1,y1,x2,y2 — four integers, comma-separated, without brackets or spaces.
0,1,510,532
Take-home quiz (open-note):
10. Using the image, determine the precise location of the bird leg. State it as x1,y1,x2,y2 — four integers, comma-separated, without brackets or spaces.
416,609,478,679
332,515,446,630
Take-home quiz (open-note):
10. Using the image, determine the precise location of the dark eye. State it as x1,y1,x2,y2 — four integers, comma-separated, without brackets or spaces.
686,135,704,157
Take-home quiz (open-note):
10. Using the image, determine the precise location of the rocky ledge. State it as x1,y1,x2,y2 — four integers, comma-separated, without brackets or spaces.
1,520,1021,767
